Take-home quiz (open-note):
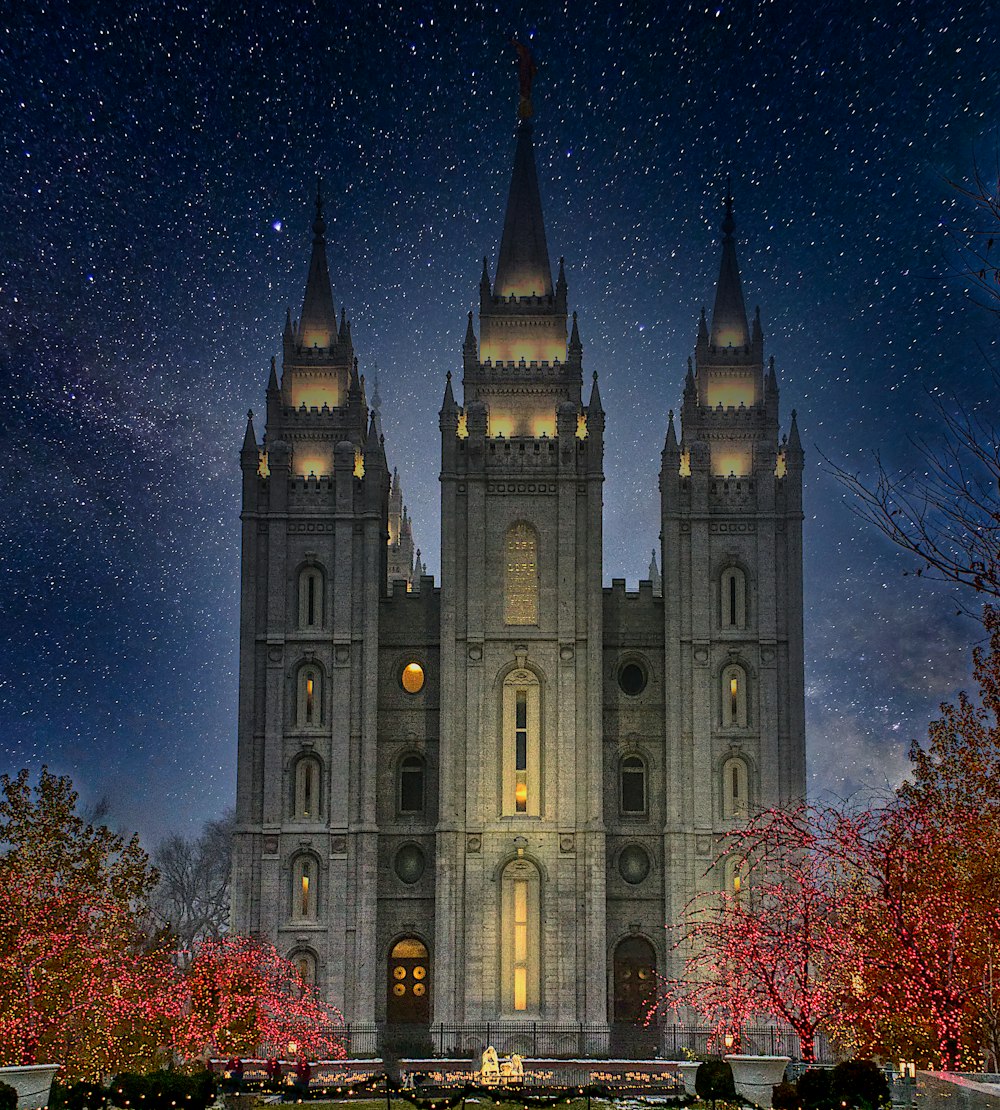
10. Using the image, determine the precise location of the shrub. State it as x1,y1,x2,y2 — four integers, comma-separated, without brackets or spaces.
49,1081,109,1110
0,1082,18,1110
695,1058,738,1106
830,1060,890,1109
772,1079,800,1109
113,1072,216,1110
797,1067,833,1109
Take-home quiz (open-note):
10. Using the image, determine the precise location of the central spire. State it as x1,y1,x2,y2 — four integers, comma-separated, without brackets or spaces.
493,121,553,299
299,181,338,349
709,181,750,349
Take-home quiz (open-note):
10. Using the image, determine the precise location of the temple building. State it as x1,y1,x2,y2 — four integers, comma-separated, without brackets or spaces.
232,85,806,1054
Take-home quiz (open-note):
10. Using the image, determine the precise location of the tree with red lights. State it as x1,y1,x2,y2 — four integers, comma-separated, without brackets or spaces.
173,934,345,1061
661,807,837,1062
0,768,177,1079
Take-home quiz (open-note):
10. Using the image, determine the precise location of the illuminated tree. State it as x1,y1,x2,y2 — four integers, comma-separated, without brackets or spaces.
173,935,345,1060
661,808,837,1062
0,768,177,1079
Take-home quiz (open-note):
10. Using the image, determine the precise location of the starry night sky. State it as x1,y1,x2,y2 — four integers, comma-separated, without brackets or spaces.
1,1,997,844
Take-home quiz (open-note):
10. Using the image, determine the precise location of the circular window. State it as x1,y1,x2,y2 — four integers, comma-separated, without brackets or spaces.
618,661,647,697
618,844,651,885
393,966,406,980
413,982,426,997
394,844,426,884
392,982,405,996
401,662,425,694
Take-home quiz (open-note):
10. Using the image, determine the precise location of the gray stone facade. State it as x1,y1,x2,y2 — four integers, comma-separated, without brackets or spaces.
232,125,805,1041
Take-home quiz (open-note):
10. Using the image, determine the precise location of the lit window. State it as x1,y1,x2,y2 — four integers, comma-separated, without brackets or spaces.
401,662,425,694
501,861,539,1014
293,951,316,989
503,671,540,816
721,664,748,728
292,856,318,922
297,667,322,728
620,756,646,814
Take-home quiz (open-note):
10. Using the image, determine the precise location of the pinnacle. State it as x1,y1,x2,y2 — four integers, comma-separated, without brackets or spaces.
493,121,553,298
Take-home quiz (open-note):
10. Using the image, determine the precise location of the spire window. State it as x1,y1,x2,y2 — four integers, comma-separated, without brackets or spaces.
620,755,647,815
293,756,322,820
720,567,747,630
291,855,319,923
298,566,325,629
721,756,750,819
502,670,540,816
721,664,748,728
297,665,323,728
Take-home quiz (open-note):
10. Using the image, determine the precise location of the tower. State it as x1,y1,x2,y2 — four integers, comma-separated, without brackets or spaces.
435,104,608,1034
232,185,391,1017
658,186,806,956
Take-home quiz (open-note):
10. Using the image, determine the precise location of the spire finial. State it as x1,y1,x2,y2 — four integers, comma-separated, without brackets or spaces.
511,38,537,120
722,174,734,240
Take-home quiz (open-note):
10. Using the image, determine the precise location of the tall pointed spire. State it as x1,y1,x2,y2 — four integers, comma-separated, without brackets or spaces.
299,179,338,349
709,179,750,349
493,122,553,298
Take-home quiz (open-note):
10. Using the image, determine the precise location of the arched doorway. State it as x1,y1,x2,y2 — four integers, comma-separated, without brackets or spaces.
611,936,658,1057
387,936,431,1024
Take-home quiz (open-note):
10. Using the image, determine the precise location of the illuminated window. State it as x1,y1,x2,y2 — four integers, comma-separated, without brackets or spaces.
504,523,539,625
294,756,322,820
401,662,425,694
501,860,539,1014
720,567,747,630
721,664,748,728
292,855,318,922
722,756,749,819
620,755,647,815
502,671,540,816
398,754,425,814
291,950,317,989
298,566,324,628
297,666,323,728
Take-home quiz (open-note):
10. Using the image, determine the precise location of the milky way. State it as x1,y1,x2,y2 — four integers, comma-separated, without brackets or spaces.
0,1,997,843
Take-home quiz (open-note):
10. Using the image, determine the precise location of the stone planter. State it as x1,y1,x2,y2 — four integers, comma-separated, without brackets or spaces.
0,1065,61,1110
724,1055,790,1109
677,1061,701,1096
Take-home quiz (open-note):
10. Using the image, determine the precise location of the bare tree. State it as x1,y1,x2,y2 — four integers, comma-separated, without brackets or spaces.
830,161,1000,613
150,809,234,967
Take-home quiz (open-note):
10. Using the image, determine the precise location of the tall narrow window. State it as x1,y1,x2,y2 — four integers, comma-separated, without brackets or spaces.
292,856,318,922
515,691,528,812
720,567,747,629
297,666,322,728
620,755,647,814
398,754,425,814
292,950,316,989
722,756,749,819
721,664,748,728
505,523,539,625
501,860,539,1014
502,671,540,816
294,757,321,820
298,566,324,628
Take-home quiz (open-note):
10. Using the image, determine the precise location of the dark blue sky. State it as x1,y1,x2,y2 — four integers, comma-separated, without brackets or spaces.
1,1,996,843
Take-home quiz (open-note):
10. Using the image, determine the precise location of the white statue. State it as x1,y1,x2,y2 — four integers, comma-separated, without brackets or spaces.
481,1046,500,1083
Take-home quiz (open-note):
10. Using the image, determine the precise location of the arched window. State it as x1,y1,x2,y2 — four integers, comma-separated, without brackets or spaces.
297,665,323,728
293,756,322,820
398,754,425,814
721,755,749,819
505,522,539,625
620,755,647,815
502,669,541,815
720,567,747,630
721,663,748,728
298,566,325,628
291,949,317,989
723,855,747,902
500,859,540,1014
291,855,318,922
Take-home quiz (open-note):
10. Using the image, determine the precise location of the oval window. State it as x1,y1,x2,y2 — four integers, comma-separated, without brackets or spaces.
618,661,647,696
394,844,426,884
618,844,651,885
401,662,425,694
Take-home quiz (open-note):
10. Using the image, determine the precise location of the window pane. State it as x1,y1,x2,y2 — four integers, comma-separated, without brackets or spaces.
514,966,527,1011
621,762,645,813
515,691,527,730
400,758,424,812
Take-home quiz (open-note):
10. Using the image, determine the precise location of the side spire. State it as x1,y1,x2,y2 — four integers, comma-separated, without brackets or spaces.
709,178,750,349
299,179,338,349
